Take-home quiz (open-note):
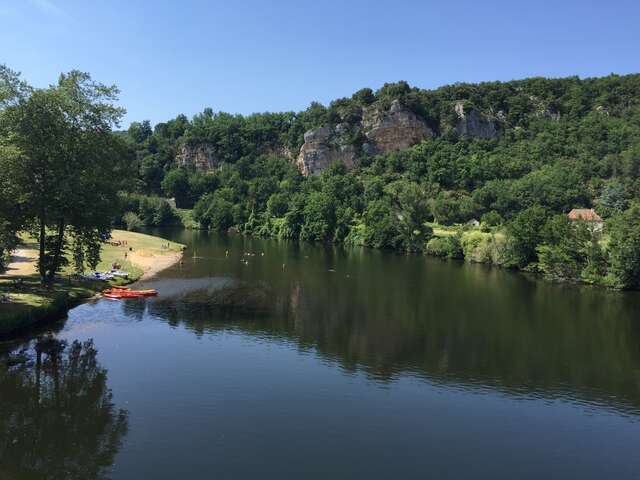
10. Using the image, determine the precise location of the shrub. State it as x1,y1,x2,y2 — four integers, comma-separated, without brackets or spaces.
461,232,508,265
122,211,143,231
425,236,463,259
481,210,503,227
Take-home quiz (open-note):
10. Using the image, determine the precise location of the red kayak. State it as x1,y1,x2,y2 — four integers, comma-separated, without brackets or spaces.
103,289,158,299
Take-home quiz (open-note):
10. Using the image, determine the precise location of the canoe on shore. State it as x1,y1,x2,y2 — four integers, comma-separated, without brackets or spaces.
103,288,158,299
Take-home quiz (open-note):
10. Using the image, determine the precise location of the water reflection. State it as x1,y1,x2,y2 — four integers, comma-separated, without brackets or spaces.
137,229,640,415
0,336,128,479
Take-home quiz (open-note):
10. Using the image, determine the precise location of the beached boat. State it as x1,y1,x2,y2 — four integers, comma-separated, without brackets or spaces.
109,269,129,278
103,288,158,299
83,272,115,281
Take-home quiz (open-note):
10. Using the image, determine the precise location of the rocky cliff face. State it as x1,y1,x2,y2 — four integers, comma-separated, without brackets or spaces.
453,102,500,139
178,100,501,176
295,126,357,176
176,144,218,171
362,100,434,155
176,143,294,172
296,100,433,176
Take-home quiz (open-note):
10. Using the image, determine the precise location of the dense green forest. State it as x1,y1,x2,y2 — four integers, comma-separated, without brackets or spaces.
2,66,640,289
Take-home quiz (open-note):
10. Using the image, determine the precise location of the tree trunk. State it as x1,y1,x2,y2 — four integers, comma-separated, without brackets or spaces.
38,216,46,284
45,218,65,285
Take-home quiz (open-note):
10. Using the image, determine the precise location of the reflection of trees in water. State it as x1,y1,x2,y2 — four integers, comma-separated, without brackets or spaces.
0,336,128,480
121,297,147,320
142,270,640,413
149,282,283,333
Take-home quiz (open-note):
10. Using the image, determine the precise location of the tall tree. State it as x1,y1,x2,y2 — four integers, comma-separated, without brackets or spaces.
0,65,31,268
606,204,640,289
1,69,127,283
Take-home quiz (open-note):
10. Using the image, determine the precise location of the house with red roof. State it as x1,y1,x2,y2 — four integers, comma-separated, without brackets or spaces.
567,208,604,232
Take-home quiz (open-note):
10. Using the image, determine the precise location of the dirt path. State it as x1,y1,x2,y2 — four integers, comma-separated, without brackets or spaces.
1,248,38,277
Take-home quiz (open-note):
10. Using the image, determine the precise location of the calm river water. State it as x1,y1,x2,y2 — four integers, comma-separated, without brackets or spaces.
2,229,640,479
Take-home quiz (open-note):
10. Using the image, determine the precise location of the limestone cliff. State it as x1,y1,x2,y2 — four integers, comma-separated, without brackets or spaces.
295,126,356,176
453,102,500,139
296,100,433,176
362,100,434,155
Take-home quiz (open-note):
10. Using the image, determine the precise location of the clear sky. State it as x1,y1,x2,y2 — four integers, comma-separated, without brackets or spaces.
2,0,638,127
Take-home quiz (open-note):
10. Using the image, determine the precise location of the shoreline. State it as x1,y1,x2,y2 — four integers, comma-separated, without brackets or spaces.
135,251,184,281
0,230,184,338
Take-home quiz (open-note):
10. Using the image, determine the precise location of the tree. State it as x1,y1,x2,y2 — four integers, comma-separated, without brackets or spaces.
0,66,30,268
0,145,25,268
385,180,433,251
301,191,335,242
122,212,143,231
161,168,191,208
127,119,152,144
363,199,399,249
193,193,234,231
266,192,289,217
481,210,503,227
2,70,126,284
506,205,547,268
606,204,640,289
536,214,592,281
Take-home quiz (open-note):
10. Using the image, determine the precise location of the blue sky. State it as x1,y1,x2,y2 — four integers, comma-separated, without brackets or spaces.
1,0,638,127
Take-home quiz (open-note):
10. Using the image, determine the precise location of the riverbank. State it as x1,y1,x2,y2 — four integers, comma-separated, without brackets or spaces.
0,230,184,337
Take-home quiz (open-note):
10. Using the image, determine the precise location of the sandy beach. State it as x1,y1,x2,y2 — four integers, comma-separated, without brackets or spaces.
129,250,183,280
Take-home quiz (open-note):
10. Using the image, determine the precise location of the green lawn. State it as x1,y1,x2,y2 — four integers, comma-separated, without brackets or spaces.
425,222,506,240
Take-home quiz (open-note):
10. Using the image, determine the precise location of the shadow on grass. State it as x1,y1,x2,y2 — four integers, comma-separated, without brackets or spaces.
0,274,106,337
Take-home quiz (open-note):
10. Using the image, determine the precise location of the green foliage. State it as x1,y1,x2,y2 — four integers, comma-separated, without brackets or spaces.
266,192,289,218
506,205,548,268
363,199,399,249
1,67,127,283
605,204,640,289
460,232,508,264
122,212,143,231
301,191,335,242
385,180,433,251
117,194,180,227
534,214,605,282
481,211,503,227
129,73,640,289
193,193,235,231
161,168,191,208
425,235,463,259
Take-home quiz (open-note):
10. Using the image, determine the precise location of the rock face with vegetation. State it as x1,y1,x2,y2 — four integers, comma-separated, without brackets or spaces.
295,126,357,176
296,99,434,175
176,143,218,171
453,101,500,139
362,99,434,155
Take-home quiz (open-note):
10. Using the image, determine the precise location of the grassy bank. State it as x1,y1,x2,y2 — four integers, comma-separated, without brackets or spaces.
0,230,184,337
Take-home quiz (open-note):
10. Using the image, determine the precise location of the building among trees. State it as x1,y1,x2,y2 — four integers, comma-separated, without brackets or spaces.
567,209,604,232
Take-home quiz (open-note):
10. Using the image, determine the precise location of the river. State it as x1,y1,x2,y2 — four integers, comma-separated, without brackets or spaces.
1,229,640,479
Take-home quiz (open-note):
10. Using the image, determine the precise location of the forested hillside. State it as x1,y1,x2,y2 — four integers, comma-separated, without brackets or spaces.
77,74,640,289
